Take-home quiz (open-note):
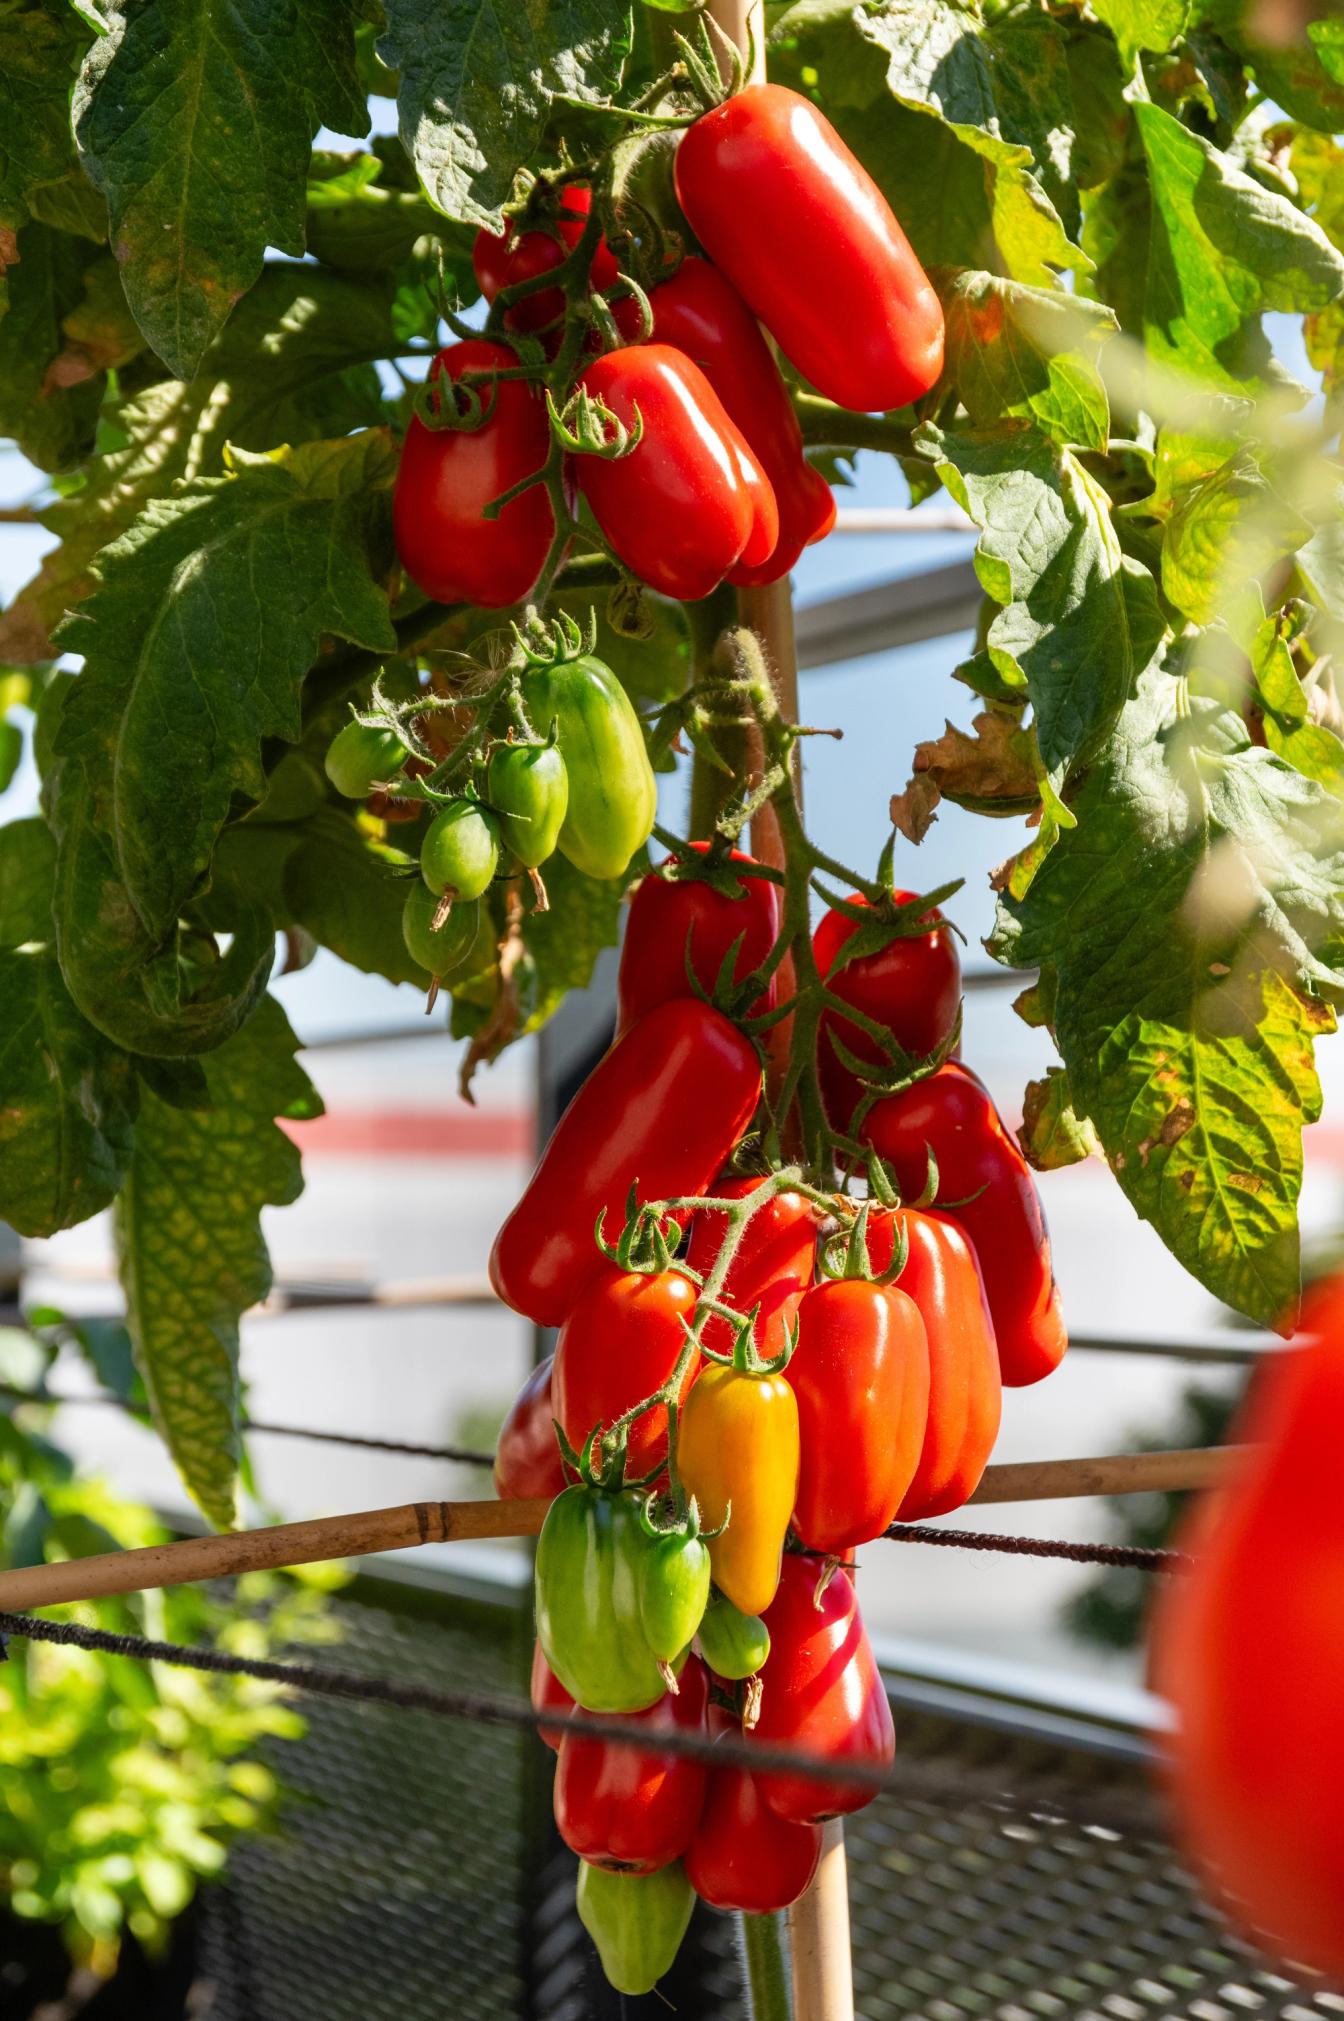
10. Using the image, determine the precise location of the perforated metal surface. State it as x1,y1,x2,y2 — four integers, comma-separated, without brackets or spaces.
192,1577,1341,2021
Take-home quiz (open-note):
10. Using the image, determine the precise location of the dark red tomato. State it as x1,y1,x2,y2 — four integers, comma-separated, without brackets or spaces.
684,1708,822,1912
674,85,944,414
572,345,768,601
490,1000,762,1328
554,1655,710,1874
814,891,961,1133
553,1266,700,1479
616,256,835,583
532,1637,575,1751
686,1177,816,1359
494,1354,566,1502
394,339,553,608
867,1208,1001,1520
752,1556,894,1825
616,845,781,1037
1152,1277,1344,1976
789,1278,930,1553
861,1063,1067,1387
473,183,619,333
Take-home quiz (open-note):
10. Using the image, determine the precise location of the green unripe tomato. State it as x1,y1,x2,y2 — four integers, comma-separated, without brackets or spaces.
523,654,656,881
420,800,499,900
577,1861,694,1997
401,886,482,979
325,721,407,800
695,1586,771,1680
639,1510,711,1665
485,740,569,869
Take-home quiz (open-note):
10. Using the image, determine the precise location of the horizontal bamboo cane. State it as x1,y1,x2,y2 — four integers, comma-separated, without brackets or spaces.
0,1448,1246,1614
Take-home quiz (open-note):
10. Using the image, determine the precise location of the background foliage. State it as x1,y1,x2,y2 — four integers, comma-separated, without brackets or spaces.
0,0,1341,1524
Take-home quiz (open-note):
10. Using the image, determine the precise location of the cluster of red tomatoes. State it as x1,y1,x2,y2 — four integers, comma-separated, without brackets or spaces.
489,849,1066,1988
393,85,945,611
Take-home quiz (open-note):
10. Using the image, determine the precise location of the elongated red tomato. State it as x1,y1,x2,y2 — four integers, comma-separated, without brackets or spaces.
867,1208,1001,1520
394,339,553,608
684,1708,822,1912
814,890,961,1130
675,85,944,414
473,183,618,333
789,1278,930,1553
686,1177,816,1358
553,1266,700,1478
1151,1277,1344,1975
861,1062,1067,1387
752,1556,894,1825
554,1656,710,1874
617,256,835,582
532,1638,575,1751
572,345,770,601
494,1354,566,1502
616,845,781,1036
490,1000,762,1328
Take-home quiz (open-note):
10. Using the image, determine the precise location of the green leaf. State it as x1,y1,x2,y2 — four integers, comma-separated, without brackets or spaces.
846,0,1088,285
0,945,138,1237
993,666,1344,1329
0,1,88,231
306,151,474,286
55,433,397,940
1018,1066,1103,1171
0,224,104,471
73,0,369,376
116,995,319,1527
1134,101,1344,395
1161,450,1313,627
283,814,426,986
940,271,1115,452
1238,600,1344,794
380,0,632,229
920,423,1167,804
0,264,394,664
1090,0,1189,64
0,816,57,945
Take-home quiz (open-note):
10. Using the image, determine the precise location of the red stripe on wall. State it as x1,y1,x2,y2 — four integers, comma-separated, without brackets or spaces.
283,1107,533,1158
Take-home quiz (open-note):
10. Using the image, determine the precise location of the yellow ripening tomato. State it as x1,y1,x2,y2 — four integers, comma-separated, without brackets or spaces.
677,1362,799,1617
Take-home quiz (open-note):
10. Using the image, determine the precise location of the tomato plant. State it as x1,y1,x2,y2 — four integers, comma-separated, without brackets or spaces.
1,0,1341,2001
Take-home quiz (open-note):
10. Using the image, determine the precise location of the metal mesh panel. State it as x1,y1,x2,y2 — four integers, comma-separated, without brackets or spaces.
192,1578,1342,2021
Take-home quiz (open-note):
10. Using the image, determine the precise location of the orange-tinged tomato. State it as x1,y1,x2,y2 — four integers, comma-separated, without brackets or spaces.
677,1361,799,1617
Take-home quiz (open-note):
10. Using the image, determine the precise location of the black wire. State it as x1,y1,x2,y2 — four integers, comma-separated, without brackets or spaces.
0,1381,1186,1569
0,1608,1161,1837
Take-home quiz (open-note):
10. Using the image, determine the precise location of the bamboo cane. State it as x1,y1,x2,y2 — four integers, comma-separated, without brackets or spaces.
0,1449,1242,1614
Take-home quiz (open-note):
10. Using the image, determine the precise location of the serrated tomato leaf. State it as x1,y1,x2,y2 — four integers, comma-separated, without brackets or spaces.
116,994,320,1528
73,0,369,377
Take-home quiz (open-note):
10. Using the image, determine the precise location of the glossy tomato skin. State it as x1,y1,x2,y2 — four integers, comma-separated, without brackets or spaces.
867,1208,1001,1520
494,1354,566,1503
490,1000,762,1328
814,891,961,1132
473,183,618,333
675,86,944,414
685,1709,822,1912
861,1062,1067,1387
1151,1279,1344,1976
618,256,835,582
678,1362,799,1619
789,1278,930,1554
394,339,553,608
523,653,656,883
573,345,763,601
554,1655,710,1874
752,1556,894,1825
554,1266,700,1479
686,1176,816,1359
616,845,781,1036
531,1637,575,1751
535,1485,668,1713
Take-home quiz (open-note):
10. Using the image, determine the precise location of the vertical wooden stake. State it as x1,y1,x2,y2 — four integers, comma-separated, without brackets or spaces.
787,1823,855,2021
704,4,853,2020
